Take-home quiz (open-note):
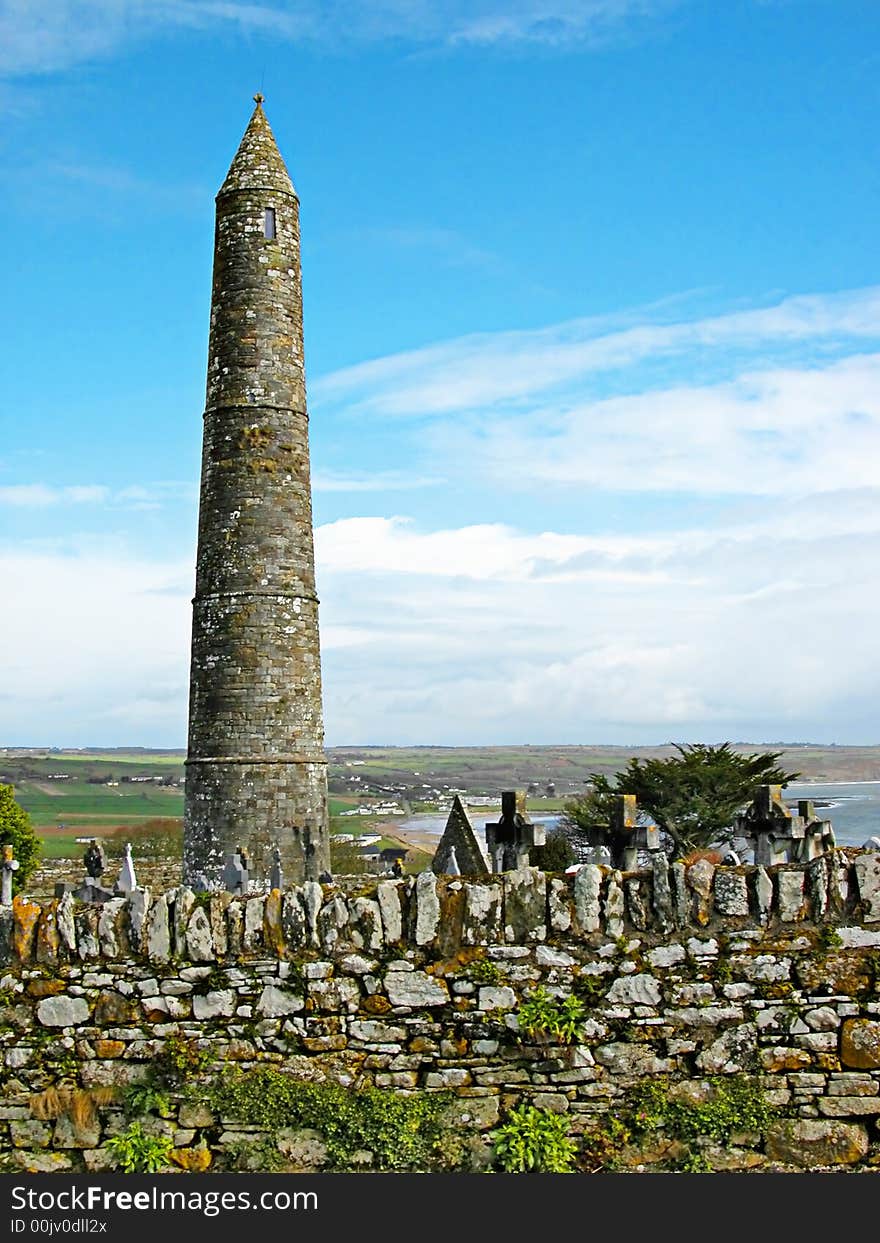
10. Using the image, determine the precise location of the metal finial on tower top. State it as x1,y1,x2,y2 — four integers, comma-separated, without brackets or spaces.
253,92,264,106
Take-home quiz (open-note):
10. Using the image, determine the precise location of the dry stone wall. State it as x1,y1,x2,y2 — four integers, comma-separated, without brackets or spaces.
2,852,880,1173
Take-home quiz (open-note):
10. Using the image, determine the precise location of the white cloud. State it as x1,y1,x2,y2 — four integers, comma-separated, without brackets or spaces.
4,282,878,746
312,286,880,498
312,470,444,493
0,0,679,77
3,485,878,745
313,286,880,418
449,352,880,496
314,491,880,743
0,483,109,506
0,545,192,745
0,481,194,509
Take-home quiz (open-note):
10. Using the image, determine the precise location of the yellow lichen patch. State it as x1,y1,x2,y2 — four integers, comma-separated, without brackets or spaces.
759,1047,812,1073
263,889,285,956
170,1145,213,1173
12,894,41,962
360,994,391,1015
94,1040,126,1059
26,978,66,998
841,1018,880,1069
428,947,484,977
239,425,272,450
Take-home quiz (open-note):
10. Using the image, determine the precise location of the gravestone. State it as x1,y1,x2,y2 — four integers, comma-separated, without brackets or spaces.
485,791,545,872
432,795,489,877
1,844,19,905
223,847,249,896
736,786,835,865
55,839,117,903
116,843,137,895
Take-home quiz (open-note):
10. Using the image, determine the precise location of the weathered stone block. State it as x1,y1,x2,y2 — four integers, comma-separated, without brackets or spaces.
503,868,546,943
605,974,661,1007
192,990,236,1020
376,881,403,944
256,984,305,1018
573,865,602,935
146,894,171,962
349,897,383,952
764,1118,868,1166
36,994,90,1027
462,882,502,945
714,870,749,917
384,970,448,1008
840,1019,880,1069
185,907,215,962
413,872,440,947
853,853,880,921
686,858,715,926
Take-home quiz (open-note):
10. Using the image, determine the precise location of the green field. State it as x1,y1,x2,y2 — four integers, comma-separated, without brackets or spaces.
5,742,880,860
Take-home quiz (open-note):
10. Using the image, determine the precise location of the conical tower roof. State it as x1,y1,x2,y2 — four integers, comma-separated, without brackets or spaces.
218,95,296,198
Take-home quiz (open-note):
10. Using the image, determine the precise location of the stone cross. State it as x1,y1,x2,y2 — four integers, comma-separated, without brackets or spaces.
116,843,137,895
223,847,249,895
1,844,20,905
736,785,835,865
485,791,545,872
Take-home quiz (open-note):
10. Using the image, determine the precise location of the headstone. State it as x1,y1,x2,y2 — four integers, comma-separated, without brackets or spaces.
1,844,20,906
116,844,137,895
83,839,106,880
223,847,249,895
485,791,545,873
737,785,835,865
432,795,489,876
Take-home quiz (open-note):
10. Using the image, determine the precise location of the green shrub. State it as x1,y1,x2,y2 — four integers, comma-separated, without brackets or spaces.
0,784,41,894
491,1104,577,1173
467,957,503,985
124,1082,172,1118
627,1075,773,1143
105,1123,173,1173
153,1035,208,1087
516,988,585,1044
816,925,843,953
206,1067,453,1171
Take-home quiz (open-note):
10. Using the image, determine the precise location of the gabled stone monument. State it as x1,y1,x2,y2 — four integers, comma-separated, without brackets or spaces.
432,794,489,876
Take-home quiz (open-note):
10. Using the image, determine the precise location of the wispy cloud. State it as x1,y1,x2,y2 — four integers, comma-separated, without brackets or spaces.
312,470,445,493
3,484,878,745
311,286,880,498
0,481,195,509
313,286,880,418
0,1,682,77
312,488,880,743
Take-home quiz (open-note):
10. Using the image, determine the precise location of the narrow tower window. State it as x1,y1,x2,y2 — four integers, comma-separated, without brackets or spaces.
264,208,276,239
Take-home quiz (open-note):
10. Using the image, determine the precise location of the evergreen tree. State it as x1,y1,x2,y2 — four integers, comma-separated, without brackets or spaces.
561,743,799,857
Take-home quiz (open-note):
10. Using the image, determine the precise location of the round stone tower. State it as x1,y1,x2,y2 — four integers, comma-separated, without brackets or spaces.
184,96,330,887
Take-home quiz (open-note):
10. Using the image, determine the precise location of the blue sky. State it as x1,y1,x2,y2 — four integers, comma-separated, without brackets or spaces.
2,0,880,748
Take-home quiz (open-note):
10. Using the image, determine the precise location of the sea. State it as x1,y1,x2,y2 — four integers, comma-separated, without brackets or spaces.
397,782,880,849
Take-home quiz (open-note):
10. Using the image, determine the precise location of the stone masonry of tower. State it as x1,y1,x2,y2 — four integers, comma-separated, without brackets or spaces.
184,98,330,887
